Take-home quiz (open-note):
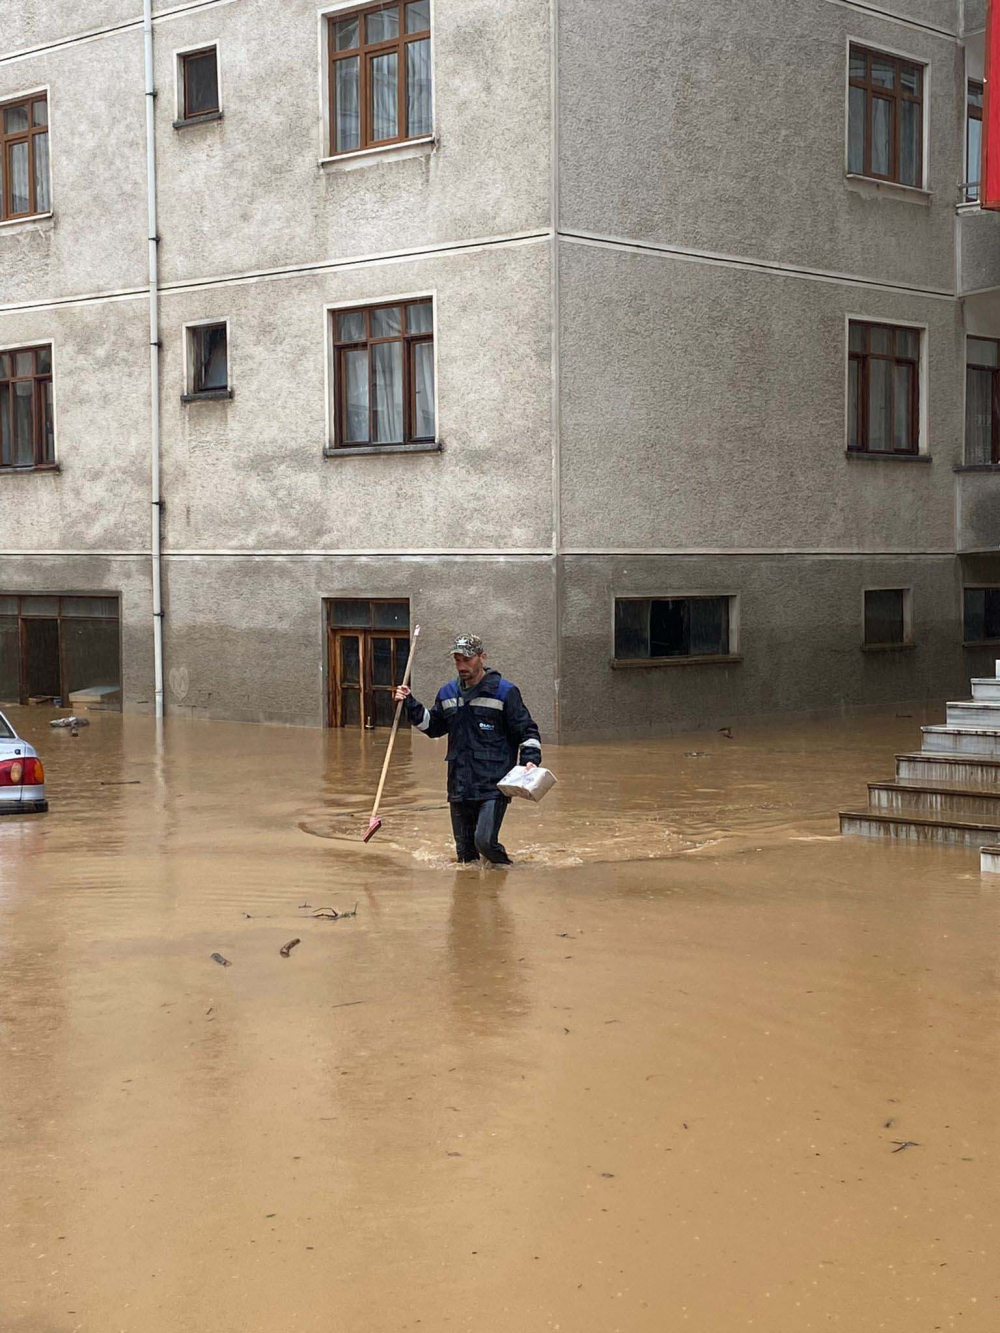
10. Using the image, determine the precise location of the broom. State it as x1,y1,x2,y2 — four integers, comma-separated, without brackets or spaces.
363,624,421,843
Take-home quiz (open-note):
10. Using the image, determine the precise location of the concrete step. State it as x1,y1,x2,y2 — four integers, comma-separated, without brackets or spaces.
921,725,1000,756
868,780,1000,821
982,845,1000,874
839,807,1000,848
944,700,1000,728
896,751,1000,786
971,679,1000,701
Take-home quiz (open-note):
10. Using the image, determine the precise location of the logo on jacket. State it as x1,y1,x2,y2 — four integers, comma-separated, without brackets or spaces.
478,721,495,732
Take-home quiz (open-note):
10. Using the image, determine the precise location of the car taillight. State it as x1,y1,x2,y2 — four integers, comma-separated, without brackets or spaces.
23,757,44,784
0,759,23,786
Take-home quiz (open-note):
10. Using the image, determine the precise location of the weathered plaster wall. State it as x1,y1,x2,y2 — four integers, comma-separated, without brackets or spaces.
161,555,557,731
558,241,961,553
0,30,148,304
0,299,150,551
558,0,962,292
153,0,551,284
157,239,553,552
958,208,1000,294
559,553,966,739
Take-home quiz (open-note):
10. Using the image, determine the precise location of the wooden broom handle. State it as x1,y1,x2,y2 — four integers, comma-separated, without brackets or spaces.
368,624,421,824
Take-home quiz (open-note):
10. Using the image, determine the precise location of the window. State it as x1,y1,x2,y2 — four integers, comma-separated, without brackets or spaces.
965,337,1000,465
614,597,733,662
863,588,909,647
848,322,920,455
964,587,1000,643
327,1,432,155
848,46,923,187
179,47,220,121
331,299,434,448
325,598,410,727
0,594,121,708
966,80,983,203
1,345,54,470
184,323,230,399
0,93,50,220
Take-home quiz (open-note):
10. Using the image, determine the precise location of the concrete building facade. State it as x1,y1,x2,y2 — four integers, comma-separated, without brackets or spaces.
2,0,1000,738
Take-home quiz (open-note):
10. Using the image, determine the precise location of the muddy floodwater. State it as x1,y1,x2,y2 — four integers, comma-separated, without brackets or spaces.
1,704,998,1332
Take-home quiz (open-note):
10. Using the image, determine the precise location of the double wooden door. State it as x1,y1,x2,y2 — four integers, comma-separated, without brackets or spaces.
329,628,410,728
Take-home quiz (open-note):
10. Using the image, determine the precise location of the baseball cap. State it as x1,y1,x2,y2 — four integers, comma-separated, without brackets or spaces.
451,633,485,658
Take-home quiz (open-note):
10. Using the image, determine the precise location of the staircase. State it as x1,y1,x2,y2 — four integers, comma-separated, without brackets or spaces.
840,661,1000,873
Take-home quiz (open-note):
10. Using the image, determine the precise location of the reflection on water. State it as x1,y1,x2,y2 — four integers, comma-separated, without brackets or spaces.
1,703,998,1332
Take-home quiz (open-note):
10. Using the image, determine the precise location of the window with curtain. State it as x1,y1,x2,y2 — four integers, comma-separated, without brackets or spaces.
0,345,54,470
847,46,924,187
966,336,1000,465
331,299,434,448
328,1,432,155
966,80,983,202
848,322,920,455
0,93,50,220
614,597,733,661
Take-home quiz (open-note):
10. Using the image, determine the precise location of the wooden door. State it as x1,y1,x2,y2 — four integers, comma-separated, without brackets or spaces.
329,628,410,728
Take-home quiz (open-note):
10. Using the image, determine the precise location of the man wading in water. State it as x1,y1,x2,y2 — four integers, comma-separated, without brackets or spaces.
394,634,542,866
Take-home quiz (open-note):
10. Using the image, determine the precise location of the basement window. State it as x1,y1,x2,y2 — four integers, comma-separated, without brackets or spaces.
963,587,1000,644
613,596,738,665
863,588,911,648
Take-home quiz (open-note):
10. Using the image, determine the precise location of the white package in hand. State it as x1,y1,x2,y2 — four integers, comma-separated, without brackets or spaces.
497,765,557,803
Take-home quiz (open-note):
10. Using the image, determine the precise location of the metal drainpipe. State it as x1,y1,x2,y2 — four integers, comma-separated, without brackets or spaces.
143,0,164,718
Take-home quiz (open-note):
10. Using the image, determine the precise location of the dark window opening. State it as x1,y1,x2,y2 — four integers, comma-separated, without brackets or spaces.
328,1,431,156
0,345,54,470
864,588,907,646
848,45,923,187
182,48,220,119
966,79,983,202
615,597,731,661
0,93,49,220
331,300,434,448
965,336,1000,465
190,324,228,394
0,594,121,708
326,598,411,727
964,587,1000,643
848,322,920,455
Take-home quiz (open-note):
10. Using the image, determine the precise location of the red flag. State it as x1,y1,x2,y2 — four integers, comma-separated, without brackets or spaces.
983,0,1000,207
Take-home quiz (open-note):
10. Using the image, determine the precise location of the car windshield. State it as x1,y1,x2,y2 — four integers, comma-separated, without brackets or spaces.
0,713,15,740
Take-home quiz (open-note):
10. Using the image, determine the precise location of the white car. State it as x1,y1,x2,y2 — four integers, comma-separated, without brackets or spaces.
0,710,48,814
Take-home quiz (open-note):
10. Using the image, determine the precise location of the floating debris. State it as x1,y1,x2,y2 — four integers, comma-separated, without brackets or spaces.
280,938,301,958
311,902,359,921
210,952,231,967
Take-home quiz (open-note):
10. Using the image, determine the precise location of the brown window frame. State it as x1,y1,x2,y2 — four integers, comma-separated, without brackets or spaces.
0,92,50,221
965,335,1000,465
0,344,55,471
327,1,432,157
848,45,924,188
330,299,434,449
0,593,121,708
325,598,411,728
848,322,920,456
180,47,221,122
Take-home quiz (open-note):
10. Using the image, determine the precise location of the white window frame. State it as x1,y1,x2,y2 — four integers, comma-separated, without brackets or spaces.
611,592,741,666
862,585,913,648
316,0,437,164
173,41,223,124
182,318,231,398
844,37,931,192
844,314,928,455
323,291,438,453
